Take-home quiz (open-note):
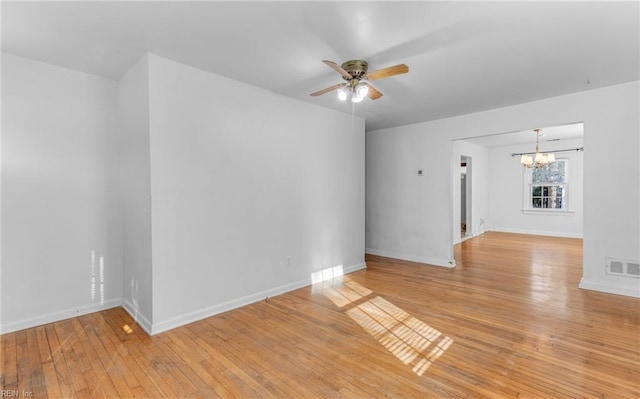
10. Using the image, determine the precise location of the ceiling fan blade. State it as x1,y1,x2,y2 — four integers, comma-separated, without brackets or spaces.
366,64,409,80
365,83,383,100
323,60,353,79
310,83,346,97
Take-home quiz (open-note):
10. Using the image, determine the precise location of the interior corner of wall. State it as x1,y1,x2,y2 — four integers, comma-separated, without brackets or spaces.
121,298,153,335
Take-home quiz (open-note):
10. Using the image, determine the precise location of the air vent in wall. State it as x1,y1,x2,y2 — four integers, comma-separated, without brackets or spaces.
627,262,640,276
606,258,640,278
610,260,624,274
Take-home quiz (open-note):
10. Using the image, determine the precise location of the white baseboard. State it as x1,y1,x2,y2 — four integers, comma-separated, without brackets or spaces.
579,278,640,298
365,248,455,268
0,298,122,335
149,262,367,335
121,299,153,335
1,263,368,336
488,227,583,239
454,230,485,245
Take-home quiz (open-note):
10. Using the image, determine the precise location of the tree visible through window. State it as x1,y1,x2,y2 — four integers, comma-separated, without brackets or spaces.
529,160,568,210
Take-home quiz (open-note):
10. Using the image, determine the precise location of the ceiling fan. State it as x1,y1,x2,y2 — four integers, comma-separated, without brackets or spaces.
310,59,409,103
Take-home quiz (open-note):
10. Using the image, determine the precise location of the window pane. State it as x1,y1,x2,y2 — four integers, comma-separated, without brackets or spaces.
527,162,568,210
532,160,567,184
532,186,542,196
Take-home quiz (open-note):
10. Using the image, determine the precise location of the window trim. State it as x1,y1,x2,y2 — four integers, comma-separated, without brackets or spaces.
521,208,575,216
522,158,573,214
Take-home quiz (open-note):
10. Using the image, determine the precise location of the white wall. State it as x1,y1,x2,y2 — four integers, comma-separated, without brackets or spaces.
582,84,639,297
1,52,365,335
118,55,153,331
146,55,365,333
487,138,584,238
451,141,490,244
365,127,454,266
366,81,639,297
1,53,122,333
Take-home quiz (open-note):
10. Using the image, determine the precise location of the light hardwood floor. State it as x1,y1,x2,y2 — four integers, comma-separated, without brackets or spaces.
1,232,639,398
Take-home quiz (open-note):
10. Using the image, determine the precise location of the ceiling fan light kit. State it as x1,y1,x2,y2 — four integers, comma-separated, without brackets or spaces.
337,85,349,101
310,59,409,103
338,81,369,103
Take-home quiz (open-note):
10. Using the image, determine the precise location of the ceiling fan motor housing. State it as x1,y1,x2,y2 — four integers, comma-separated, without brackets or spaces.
341,60,368,80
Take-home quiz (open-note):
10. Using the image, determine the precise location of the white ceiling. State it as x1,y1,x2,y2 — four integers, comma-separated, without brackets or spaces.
2,1,639,131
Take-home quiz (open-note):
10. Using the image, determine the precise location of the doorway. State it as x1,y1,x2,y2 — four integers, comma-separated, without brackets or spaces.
460,156,471,239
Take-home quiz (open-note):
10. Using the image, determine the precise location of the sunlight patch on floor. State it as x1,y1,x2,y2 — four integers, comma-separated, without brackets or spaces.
322,279,373,308
312,270,453,376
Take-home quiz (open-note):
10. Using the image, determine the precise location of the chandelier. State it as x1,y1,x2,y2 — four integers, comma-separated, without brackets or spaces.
520,129,555,168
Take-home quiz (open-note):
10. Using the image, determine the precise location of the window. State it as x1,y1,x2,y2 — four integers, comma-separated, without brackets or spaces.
525,159,569,211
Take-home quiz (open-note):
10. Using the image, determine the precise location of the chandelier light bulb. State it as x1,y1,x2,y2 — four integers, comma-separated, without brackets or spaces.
535,152,543,163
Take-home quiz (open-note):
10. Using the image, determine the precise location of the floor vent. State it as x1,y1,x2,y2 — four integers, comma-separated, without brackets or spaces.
606,258,640,278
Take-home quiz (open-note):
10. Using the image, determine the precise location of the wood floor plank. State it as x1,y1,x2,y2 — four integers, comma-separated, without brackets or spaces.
23,327,47,398
86,314,147,398
162,329,236,398
70,316,123,399
105,308,207,398
53,320,89,397
36,326,62,399
197,321,324,398
15,330,32,396
43,324,76,399
91,311,171,397
0,330,18,391
1,232,639,397
110,331,183,396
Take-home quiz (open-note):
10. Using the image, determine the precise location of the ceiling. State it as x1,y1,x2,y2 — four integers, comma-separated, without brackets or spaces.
2,1,639,131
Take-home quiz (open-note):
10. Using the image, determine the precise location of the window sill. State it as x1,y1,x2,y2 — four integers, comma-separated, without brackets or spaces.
521,209,575,216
